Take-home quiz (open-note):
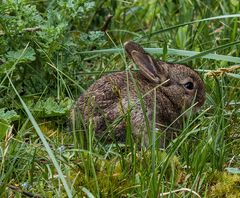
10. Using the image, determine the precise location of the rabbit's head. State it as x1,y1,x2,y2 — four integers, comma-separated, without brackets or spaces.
124,41,205,113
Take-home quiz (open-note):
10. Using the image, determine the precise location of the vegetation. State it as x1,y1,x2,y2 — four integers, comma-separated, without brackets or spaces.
0,0,240,197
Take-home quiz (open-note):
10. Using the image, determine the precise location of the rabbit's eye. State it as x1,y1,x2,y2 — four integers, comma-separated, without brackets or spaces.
184,82,194,90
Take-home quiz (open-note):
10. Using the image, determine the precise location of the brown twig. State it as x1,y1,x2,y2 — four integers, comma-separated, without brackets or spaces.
23,27,42,32
206,65,240,77
159,187,201,198
101,14,113,32
0,26,42,36
8,184,42,198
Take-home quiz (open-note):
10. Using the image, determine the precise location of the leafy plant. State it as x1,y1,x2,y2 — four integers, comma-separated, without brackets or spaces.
0,0,239,197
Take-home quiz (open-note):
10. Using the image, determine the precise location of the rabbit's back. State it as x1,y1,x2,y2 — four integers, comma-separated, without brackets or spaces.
72,71,160,141
72,70,182,143
75,72,129,115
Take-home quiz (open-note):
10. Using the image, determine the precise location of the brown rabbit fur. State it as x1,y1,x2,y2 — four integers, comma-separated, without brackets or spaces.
71,41,205,145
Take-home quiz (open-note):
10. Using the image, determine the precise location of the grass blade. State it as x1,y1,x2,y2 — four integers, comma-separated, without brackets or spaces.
7,75,73,198
78,47,240,63
226,73,240,79
141,14,240,38
177,40,240,63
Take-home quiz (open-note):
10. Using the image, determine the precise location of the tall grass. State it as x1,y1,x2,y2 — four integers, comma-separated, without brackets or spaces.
1,0,240,197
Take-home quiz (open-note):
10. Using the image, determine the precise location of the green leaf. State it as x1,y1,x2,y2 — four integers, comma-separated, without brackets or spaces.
6,47,36,62
231,0,239,6
32,97,73,117
0,122,10,140
0,47,36,74
0,108,20,124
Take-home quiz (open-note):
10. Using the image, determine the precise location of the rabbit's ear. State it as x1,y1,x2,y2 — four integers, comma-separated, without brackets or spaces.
131,50,160,83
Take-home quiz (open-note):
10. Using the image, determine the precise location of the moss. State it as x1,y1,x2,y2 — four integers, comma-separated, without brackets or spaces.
208,172,240,198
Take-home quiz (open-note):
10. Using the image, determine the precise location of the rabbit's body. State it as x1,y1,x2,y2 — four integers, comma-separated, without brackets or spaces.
71,41,205,144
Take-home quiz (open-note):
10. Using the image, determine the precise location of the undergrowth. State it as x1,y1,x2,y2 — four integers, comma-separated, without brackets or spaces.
0,0,240,197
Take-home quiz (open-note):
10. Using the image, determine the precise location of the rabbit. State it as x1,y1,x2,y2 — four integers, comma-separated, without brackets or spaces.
71,41,205,146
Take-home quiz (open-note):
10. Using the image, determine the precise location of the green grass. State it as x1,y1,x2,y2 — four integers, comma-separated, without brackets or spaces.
1,0,240,197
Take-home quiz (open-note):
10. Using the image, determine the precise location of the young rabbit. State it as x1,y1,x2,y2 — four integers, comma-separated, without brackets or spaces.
71,41,205,145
